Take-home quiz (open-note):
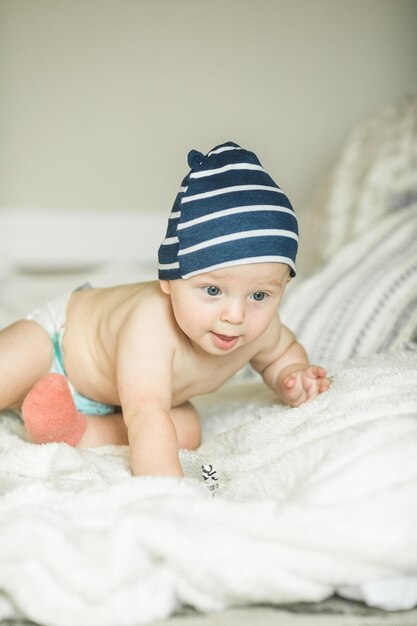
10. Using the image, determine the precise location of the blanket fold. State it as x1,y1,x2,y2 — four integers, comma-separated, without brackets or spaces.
0,352,416,626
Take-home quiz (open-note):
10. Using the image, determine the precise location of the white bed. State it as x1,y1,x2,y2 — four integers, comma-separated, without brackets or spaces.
1,97,417,626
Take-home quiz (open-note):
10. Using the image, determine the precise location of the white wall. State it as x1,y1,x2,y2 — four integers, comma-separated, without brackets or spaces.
1,0,416,216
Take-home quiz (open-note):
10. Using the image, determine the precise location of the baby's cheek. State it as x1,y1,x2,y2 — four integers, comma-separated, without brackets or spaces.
250,317,271,339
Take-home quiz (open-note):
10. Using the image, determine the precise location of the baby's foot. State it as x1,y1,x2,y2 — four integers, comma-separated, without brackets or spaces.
22,373,86,445
202,463,220,496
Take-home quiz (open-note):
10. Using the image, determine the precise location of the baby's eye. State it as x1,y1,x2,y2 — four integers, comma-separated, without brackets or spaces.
203,285,221,296
250,291,268,302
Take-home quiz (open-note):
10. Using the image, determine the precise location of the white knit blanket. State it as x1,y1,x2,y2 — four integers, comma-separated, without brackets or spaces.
0,351,416,626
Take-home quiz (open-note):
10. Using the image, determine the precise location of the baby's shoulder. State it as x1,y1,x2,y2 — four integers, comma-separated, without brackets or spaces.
119,281,178,338
127,281,171,315
250,313,283,365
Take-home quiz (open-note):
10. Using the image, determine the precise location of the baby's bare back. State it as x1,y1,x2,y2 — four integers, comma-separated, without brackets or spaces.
61,282,260,408
62,282,152,405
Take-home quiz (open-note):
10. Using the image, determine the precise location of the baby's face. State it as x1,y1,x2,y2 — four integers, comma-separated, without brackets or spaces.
160,262,290,355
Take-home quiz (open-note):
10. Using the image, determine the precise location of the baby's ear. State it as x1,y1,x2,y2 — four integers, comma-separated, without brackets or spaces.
159,280,171,295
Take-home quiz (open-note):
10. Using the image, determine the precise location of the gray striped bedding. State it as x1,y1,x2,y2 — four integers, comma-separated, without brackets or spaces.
280,203,417,369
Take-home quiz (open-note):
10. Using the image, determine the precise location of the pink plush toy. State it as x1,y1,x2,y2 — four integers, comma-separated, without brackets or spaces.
22,374,86,445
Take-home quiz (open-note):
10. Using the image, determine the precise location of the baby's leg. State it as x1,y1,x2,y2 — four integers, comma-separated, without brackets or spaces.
170,402,201,450
22,373,87,445
78,413,128,447
0,320,53,410
79,402,201,450
23,372,126,447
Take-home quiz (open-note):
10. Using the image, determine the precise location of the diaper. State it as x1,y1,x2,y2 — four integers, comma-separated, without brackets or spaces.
26,284,116,416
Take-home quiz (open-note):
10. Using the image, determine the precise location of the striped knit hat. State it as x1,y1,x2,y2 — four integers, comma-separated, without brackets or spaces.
158,141,298,280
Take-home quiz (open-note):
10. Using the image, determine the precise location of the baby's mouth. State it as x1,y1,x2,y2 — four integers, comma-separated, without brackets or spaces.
211,332,239,350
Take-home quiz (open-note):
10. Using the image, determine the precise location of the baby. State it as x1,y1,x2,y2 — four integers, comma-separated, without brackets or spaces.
0,142,329,477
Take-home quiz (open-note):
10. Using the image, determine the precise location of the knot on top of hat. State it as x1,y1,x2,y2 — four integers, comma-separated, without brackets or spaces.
187,149,204,170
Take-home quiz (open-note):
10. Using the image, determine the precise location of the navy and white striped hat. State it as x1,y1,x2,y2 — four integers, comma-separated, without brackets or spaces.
158,141,298,280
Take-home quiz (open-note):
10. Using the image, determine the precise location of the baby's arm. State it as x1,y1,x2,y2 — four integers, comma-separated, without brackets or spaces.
252,320,330,407
124,400,183,477
116,302,183,477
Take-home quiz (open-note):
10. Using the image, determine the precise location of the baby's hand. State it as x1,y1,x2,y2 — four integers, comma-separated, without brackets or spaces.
278,365,330,407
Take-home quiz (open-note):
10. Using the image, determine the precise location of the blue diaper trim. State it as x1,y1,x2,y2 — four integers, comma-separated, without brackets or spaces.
51,333,115,416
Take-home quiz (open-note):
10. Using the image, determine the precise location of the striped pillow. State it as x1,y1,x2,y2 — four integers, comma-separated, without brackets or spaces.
280,203,417,368
298,96,417,277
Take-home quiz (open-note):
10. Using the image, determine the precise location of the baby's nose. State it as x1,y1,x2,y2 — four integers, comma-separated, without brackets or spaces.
220,299,245,324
